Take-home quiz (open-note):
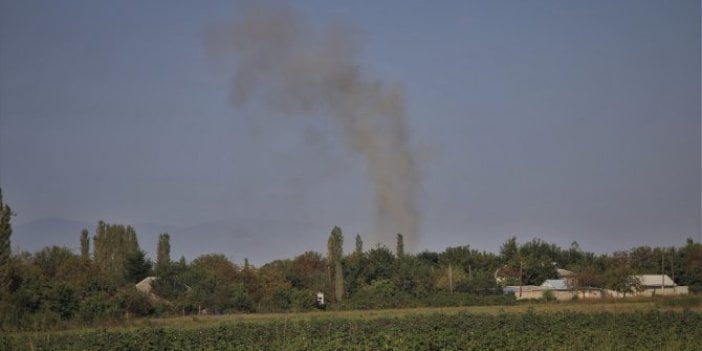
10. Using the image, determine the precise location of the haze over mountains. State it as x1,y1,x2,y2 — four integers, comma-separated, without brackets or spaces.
13,217,331,265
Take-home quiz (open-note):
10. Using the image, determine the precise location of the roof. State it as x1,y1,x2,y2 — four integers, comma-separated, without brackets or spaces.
635,274,675,287
135,276,157,293
541,279,570,290
556,268,574,278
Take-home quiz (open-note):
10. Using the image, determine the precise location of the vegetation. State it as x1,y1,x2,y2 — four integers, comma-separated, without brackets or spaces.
2,309,701,350
156,233,171,273
327,226,345,303
0,186,701,334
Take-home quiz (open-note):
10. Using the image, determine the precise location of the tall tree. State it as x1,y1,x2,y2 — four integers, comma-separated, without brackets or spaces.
327,226,344,302
157,233,171,271
80,229,90,261
125,250,152,283
92,221,142,283
396,233,405,258
0,188,13,293
93,221,107,269
499,236,518,263
355,234,363,256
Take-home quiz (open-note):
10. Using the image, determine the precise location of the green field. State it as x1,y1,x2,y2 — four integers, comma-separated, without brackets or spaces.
3,300,701,350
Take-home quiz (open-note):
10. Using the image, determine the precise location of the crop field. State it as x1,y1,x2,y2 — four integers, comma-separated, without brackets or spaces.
2,301,701,351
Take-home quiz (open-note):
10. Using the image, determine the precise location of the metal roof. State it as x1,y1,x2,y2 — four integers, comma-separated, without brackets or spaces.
635,274,675,287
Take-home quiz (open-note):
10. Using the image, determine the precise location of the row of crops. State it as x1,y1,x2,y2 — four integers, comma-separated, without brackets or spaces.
2,310,701,350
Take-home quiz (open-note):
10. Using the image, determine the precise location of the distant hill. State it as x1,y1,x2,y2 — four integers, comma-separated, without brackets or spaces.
12,218,329,266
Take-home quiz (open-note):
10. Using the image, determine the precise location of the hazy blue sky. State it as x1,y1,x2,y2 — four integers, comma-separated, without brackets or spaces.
1,0,700,262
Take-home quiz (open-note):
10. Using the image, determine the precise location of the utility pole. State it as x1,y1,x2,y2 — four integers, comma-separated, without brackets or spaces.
661,251,665,293
671,253,676,296
519,261,524,298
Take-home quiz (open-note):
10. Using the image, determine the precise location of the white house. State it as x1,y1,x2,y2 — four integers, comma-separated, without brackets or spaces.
605,274,688,298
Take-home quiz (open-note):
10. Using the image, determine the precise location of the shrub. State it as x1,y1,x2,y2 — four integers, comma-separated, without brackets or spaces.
542,290,557,302
116,288,155,317
78,293,121,323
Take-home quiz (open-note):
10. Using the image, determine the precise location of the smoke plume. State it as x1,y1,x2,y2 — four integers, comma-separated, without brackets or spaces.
208,4,420,249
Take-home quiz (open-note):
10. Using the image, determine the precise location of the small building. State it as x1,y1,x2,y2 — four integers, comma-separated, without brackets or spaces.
636,274,675,288
505,273,690,300
633,274,687,297
505,278,604,301
316,292,326,309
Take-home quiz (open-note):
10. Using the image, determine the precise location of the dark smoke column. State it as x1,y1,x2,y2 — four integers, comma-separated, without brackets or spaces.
208,4,420,249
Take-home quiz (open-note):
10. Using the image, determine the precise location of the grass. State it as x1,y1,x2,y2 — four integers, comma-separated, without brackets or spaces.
8,296,700,337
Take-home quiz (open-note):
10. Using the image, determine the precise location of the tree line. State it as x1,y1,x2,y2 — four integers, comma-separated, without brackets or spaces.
0,189,701,331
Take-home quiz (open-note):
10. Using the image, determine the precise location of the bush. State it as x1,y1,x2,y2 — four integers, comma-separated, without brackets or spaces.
542,290,557,302
78,293,121,323
289,288,316,311
688,284,702,294
228,284,255,312
47,283,80,320
340,280,411,309
116,288,155,317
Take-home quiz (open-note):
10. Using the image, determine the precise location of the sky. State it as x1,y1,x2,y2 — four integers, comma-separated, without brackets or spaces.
1,0,700,263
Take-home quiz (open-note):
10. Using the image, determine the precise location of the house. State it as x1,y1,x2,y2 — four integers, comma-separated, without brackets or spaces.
604,274,688,298
633,274,687,297
635,274,688,296
505,283,604,301
505,277,604,301
505,273,690,300
636,274,675,288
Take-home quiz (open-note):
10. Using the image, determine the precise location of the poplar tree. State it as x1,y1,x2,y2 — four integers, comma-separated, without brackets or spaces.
0,188,13,292
157,233,171,272
92,221,142,283
327,226,344,302
396,233,405,258
355,234,363,256
93,221,108,270
80,229,90,261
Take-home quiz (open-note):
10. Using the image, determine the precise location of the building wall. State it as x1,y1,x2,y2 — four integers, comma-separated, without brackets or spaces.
509,285,689,300
509,288,603,301
604,286,689,298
